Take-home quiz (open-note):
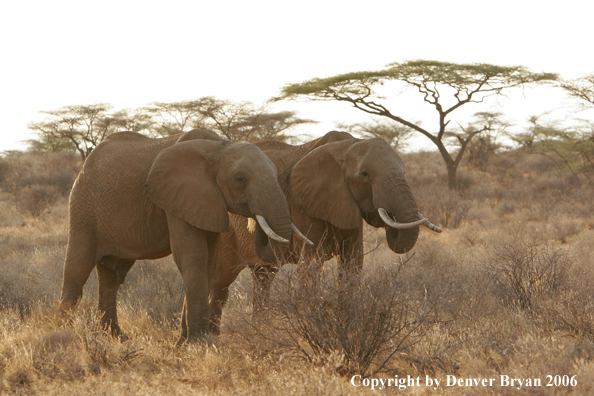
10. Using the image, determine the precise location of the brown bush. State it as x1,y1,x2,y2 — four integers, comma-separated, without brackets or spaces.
0,158,10,184
233,262,445,377
465,134,500,171
22,170,76,197
15,184,58,217
415,186,469,229
0,152,79,218
482,240,574,311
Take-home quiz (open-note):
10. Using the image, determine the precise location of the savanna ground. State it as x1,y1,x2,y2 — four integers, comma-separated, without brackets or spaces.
1,149,594,395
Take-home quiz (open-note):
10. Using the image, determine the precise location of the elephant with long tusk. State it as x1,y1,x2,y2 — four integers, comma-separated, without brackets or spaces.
58,129,309,344
209,131,441,334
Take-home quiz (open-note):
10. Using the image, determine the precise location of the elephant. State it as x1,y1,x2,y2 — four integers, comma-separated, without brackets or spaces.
58,129,309,343
209,131,441,333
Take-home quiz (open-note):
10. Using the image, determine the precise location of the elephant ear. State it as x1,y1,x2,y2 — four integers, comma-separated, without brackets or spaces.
289,140,361,229
146,140,229,233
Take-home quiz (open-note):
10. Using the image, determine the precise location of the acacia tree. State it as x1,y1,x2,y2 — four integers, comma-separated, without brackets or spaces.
110,108,155,134
513,75,594,180
28,104,119,161
197,97,315,142
560,73,594,110
335,118,414,150
512,115,594,180
275,60,557,189
226,110,315,142
147,97,315,142
27,99,314,158
144,100,209,136
25,133,77,153
192,97,257,140
451,112,508,171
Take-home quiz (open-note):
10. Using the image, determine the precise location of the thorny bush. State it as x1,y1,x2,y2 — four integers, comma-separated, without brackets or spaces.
236,261,446,377
483,239,574,311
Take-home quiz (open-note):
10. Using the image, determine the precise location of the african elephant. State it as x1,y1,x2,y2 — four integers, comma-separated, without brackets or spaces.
209,131,441,333
59,129,307,343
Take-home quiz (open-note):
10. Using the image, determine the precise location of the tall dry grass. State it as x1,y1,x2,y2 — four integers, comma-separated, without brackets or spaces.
1,149,594,394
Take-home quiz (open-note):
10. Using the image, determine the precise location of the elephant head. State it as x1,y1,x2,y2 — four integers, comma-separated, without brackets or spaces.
290,135,435,254
146,137,293,262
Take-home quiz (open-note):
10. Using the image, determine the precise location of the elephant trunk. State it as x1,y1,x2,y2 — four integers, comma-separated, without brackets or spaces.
251,197,292,263
385,218,420,254
254,217,292,262
374,178,421,254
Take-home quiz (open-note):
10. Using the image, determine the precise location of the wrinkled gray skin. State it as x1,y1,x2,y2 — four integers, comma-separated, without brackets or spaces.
209,131,421,333
59,129,292,343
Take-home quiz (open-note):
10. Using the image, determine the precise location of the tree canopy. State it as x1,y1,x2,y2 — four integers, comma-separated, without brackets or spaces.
28,104,123,161
335,118,414,151
145,97,315,142
560,74,594,110
512,115,594,180
27,99,315,160
276,60,558,189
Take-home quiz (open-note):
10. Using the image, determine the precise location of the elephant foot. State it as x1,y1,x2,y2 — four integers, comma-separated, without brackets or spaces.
114,331,130,342
209,320,222,336
56,304,76,327
58,297,82,319
102,322,128,341
175,332,216,347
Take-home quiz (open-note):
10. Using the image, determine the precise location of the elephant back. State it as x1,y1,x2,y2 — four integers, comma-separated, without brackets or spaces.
70,133,179,249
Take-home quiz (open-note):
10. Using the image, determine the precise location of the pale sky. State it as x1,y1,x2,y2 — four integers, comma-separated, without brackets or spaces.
1,0,592,152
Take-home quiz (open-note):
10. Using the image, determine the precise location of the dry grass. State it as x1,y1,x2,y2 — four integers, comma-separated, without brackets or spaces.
2,150,594,394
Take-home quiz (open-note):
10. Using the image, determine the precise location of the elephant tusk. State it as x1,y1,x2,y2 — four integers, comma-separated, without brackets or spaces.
256,215,290,244
292,224,314,245
417,213,443,233
378,208,428,229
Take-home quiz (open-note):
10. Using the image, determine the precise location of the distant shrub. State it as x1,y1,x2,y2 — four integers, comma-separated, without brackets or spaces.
544,290,594,340
495,201,516,216
483,240,574,311
0,152,80,217
417,187,468,229
15,184,58,217
533,245,594,340
551,217,581,244
465,134,500,171
0,158,10,184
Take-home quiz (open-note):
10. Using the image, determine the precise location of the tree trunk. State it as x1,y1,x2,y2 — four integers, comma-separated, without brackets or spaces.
446,162,457,190
435,140,458,190
77,147,87,163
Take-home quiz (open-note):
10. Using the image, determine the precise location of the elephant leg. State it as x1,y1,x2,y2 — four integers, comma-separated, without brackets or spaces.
209,259,244,335
167,214,212,343
293,218,327,281
97,257,135,337
333,229,364,316
337,228,364,283
59,239,97,312
209,286,228,335
180,229,218,340
251,264,278,316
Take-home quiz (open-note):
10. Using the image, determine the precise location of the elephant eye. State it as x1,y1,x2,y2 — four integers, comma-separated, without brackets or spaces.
235,174,246,183
361,170,369,177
